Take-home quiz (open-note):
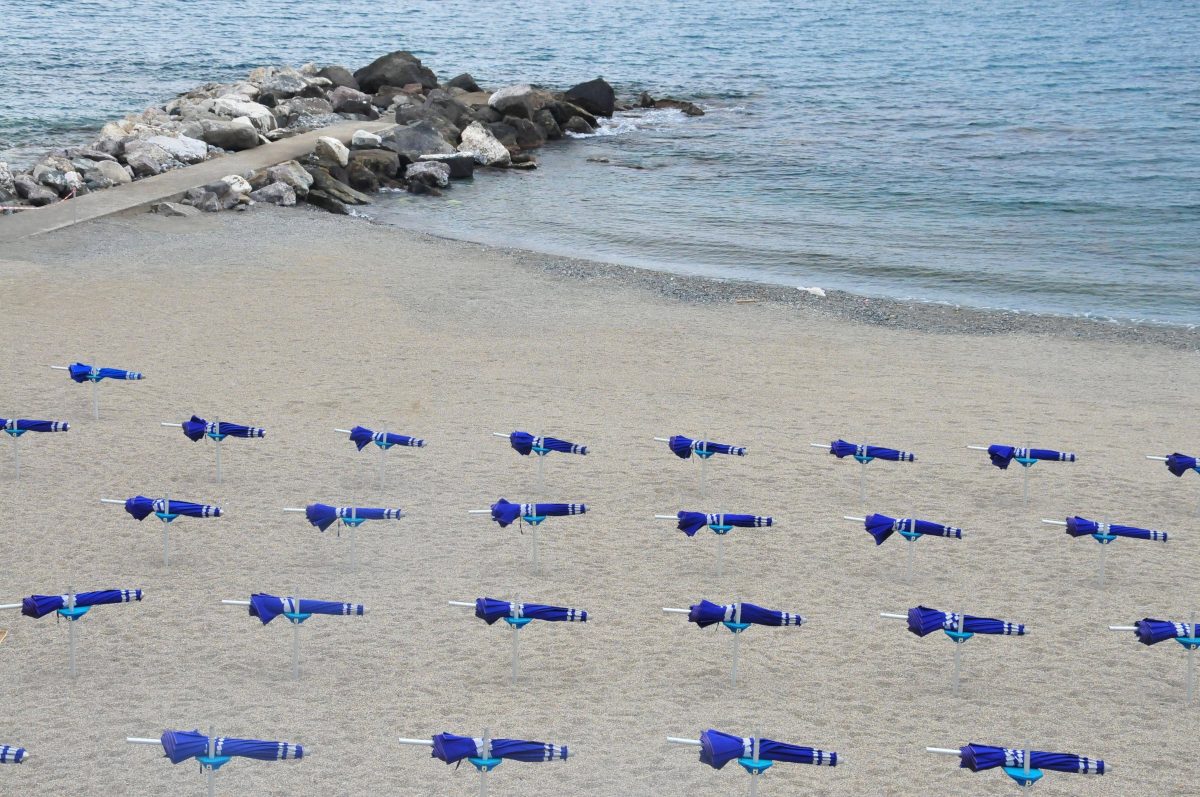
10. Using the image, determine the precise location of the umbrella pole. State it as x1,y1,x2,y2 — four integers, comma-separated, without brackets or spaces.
716,533,724,577
749,733,761,797
206,726,216,797
10,433,18,480
350,524,358,571
906,534,915,583
532,524,539,574
1098,540,1106,590
292,618,301,680
67,587,77,678
1022,439,1030,504
511,623,520,684
1189,613,1197,704
162,494,170,567
214,416,222,484
952,612,965,696
731,601,742,687
480,729,491,797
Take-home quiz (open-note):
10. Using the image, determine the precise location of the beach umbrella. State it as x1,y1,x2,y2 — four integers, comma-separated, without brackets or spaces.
127,727,304,797
399,728,568,796
1,587,142,678
881,606,1026,695
336,424,426,490
495,430,588,498
1,417,69,479
1109,615,1200,702
1042,516,1169,588
161,415,265,483
469,499,587,572
101,495,221,566
282,504,404,569
663,599,804,685
968,443,1076,502
844,514,961,582
220,593,366,679
655,511,773,576
450,597,588,683
1147,452,1200,514
926,743,1106,788
810,438,915,504
0,745,26,764
654,434,747,501
669,729,837,796
50,359,143,419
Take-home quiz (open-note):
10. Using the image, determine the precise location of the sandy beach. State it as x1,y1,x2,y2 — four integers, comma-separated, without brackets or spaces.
0,206,1196,796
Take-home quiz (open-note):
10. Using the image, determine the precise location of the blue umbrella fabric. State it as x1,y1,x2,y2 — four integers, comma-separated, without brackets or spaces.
907,606,1025,637
247,594,365,625
1,418,68,434
986,445,1075,470
958,743,1105,775
1064,517,1167,542
474,598,588,625
0,745,25,764
667,436,746,459
489,498,586,528
509,431,587,456
348,425,424,451
21,589,142,619
827,440,914,462
304,503,402,532
1165,453,1199,477
699,729,837,770
1132,619,1196,646
676,512,772,537
124,496,220,521
180,416,265,442
431,733,568,764
67,363,143,382
687,600,804,629
160,730,303,764
863,514,961,546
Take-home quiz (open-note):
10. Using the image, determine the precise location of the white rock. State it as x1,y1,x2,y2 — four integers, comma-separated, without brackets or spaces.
457,121,511,167
404,161,451,187
210,96,276,132
797,286,826,297
94,160,132,185
221,174,252,195
351,129,383,149
315,136,350,167
144,134,208,164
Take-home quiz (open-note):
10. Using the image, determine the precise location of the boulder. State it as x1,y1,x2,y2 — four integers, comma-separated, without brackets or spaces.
547,100,598,129
249,181,297,206
152,201,199,217
73,147,118,163
406,179,441,196
563,116,595,135
85,174,115,191
317,65,359,90
349,148,401,179
315,136,350,167
32,156,77,194
275,97,334,124
252,160,313,196
639,92,705,116
457,121,510,166
304,166,372,205
345,161,379,193
221,174,253,196
184,179,247,211
447,72,482,93
91,137,126,158
350,129,383,149
0,162,15,200
304,189,349,215
373,86,413,109
210,96,276,131
504,116,546,150
93,159,132,185
122,141,181,177
394,105,461,145
258,70,309,99
486,121,519,153
534,108,562,139
379,120,455,164
144,134,208,164
330,86,375,115
198,118,260,150
422,89,474,127
284,112,346,132
14,175,58,205
418,152,475,179
404,160,450,188
487,84,550,120
354,51,438,93
564,77,615,117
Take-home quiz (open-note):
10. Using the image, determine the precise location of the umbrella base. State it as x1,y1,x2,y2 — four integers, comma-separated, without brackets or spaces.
284,612,312,625
722,621,750,634
154,512,179,523
738,758,773,775
197,754,232,772
1175,637,1200,651
708,525,733,535
468,756,502,772
3,429,25,438
943,629,974,643
56,606,90,621
1092,533,1117,544
1002,766,1042,787
521,516,546,526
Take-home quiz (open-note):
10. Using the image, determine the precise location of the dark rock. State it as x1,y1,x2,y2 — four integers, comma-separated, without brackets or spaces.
349,148,401,179
504,116,546,150
122,141,181,177
345,161,380,193
304,165,372,205
305,189,349,214
249,181,297,206
422,89,474,128
547,100,598,129
405,160,450,188
564,77,615,117
72,148,118,163
488,84,551,120
372,86,412,109
508,158,538,170
563,116,595,135
379,120,455,164
446,72,482,93
329,86,375,115
405,179,441,196
14,175,58,205
317,65,359,91
643,94,705,116
394,105,461,145
639,91,656,108
486,121,519,153
91,137,125,158
534,109,562,139
472,105,502,124
418,152,475,179
354,50,438,93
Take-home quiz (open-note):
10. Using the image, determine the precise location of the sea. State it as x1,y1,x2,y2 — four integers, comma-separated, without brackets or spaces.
1,0,1197,325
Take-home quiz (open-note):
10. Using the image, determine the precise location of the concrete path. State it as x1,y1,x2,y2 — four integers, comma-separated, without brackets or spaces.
0,120,394,242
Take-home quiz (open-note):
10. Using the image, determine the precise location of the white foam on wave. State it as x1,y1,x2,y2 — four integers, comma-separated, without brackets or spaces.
565,107,691,139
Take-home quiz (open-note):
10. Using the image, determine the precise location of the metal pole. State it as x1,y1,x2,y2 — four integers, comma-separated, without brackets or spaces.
379,424,387,492
906,533,915,583
1189,613,1197,704
511,623,520,684
731,600,741,687
162,494,170,567
532,524,539,574
350,519,358,570
10,433,18,480
480,729,491,797
292,593,301,680
90,357,99,420
207,726,216,797
1022,440,1030,503
67,587,77,678
953,612,964,696
750,732,761,797
214,416,222,483
716,532,724,577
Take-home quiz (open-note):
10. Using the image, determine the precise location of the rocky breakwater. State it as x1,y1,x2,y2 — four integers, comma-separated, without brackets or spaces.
0,50,703,217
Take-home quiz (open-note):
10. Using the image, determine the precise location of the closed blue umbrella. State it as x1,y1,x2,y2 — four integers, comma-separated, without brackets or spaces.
473,598,587,625
959,743,1105,775
160,729,304,764
675,512,772,537
123,496,221,521
699,729,838,770
906,606,1026,638
1164,452,1199,477
67,362,142,382
1131,618,1195,646
686,600,804,629
246,594,365,625
347,425,424,451
826,439,914,462
508,431,587,456
304,503,402,532
179,415,265,442
862,514,961,546
984,445,1075,470
1,418,69,434
0,745,26,764
21,589,142,619
431,733,568,765
1064,516,1167,542
488,498,586,528
665,436,746,460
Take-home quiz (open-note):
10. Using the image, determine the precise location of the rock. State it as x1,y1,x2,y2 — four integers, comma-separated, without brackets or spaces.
350,129,383,149
304,189,349,214
404,160,450,188
315,136,350,167
534,108,562,139
122,141,181,177
547,100,598,129
14,175,59,205
183,179,244,212
284,113,347,132
152,201,199,217
639,91,655,108
85,174,115,190
317,65,359,90
0,162,14,200
258,70,309,99
32,156,76,194
447,72,482,93
345,161,379,193
330,86,375,115
91,137,126,158
508,158,538,170
405,179,441,196
457,121,511,166
488,84,551,120
354,50,438,93
221,174,253,196
249,181,297,206
418,152,475,179
486,121,519,153
249,160,313,196
94,159,132,185
394,105,461,146
564,77,615,117
144,134,208,164
472,105,503,124
210,96,276,131
563,116,596,135
422,89,474,128
504,116,546,150
379,120,455,164
198,118,260,150
349,148,401,179
275,97,334,124
643,95,704,116
304,165,372,205
71,147,117,163
373,86,412,109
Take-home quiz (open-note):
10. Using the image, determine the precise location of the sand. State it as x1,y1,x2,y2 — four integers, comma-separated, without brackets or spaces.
0,206,1196,796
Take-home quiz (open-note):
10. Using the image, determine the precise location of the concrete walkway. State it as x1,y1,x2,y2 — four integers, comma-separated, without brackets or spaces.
0,120,394,242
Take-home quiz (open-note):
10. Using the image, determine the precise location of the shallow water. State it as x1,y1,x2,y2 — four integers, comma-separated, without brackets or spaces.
2,0,1197,323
